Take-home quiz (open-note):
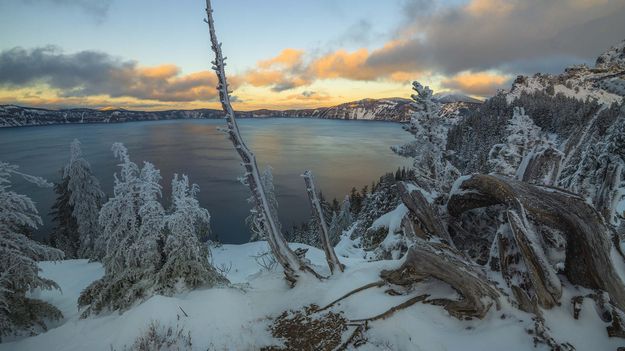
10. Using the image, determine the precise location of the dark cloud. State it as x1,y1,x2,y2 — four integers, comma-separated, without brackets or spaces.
301,90,316,97
0,46,219,102
367,0,625,76
271,81,299,92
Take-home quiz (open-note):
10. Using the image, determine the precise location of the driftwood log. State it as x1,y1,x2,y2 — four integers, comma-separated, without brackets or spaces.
448,174,625,311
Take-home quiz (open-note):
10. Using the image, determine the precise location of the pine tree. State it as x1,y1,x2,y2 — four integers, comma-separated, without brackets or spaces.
0,162,64,340
391,81,459,195
48,175,79,258
247,167,281,242
79,144,227,316
158,174,227,294
64,140,105,260
328,196,354,246
488,107,542,177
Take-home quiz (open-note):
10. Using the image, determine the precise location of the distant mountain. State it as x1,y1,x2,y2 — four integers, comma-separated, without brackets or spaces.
433,92,483,104
0,97,481,128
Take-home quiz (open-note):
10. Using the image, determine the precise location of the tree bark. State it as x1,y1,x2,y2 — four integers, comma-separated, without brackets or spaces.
448,174,625,310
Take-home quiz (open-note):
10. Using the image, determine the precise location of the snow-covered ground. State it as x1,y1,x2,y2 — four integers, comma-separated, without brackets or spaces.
1,240,621,350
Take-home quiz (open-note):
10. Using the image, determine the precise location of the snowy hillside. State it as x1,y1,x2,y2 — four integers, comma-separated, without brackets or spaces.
0,241,619,351
0,97,481,127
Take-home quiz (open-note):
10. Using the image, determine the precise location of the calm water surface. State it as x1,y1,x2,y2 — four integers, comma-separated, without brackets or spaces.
0,118,413,243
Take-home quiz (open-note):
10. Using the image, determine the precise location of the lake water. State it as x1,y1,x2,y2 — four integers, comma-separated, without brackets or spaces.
0,118,413,244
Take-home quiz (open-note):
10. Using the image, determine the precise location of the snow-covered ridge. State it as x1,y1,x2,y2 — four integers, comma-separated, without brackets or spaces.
506,40,625,106
0,97,481,128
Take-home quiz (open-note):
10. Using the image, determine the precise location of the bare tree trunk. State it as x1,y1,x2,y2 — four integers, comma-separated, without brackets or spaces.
302,170,344,274
397,182,454,246
448,174,625,310
380,240,500,319
204,0,320,284
518,146,563,186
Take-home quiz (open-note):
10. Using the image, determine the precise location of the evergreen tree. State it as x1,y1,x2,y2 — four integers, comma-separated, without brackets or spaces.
488,107,542,177
247,167,281,242
79,144,226,316
64,140,105,260
158,174,227,294
0,162,64,340
328,196,354,246
391,81,459,195
48,175,79,258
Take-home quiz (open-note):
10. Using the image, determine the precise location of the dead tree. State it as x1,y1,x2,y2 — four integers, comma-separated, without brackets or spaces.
302,171,344,274
204,0,320,284
397,182,454,246
380,241,500,319
518,145,564,186
448,174,625,311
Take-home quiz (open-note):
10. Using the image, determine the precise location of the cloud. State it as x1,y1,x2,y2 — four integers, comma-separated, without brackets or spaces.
0,46,220,102
367,0,625,75
441,71,511,96
301,91,315,97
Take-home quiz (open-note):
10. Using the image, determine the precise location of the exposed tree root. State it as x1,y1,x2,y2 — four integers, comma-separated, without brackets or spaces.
350,294,430,323
317,280,386,312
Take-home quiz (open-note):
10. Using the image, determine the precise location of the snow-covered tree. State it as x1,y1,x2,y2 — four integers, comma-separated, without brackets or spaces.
0,162,64,340
488,107,542,177
247,167,281,242
48,175,79,258
392,81,459,195
79,144,226,316
158,174,227,294
63,140,105,260
488,107,563,185
328,196,353,246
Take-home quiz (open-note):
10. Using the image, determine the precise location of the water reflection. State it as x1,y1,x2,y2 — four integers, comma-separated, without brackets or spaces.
0,118,413,244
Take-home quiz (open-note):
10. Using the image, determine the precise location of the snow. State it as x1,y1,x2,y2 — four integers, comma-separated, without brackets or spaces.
2,240,621,350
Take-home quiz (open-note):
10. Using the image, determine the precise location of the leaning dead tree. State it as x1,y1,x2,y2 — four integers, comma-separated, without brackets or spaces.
448,174,625,312
204,0,320,284
302,170,344,274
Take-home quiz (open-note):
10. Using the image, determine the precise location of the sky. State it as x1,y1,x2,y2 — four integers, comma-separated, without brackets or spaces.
0,0,624,111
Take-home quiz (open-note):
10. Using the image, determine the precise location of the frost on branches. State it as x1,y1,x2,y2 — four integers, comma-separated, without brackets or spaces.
158,174,228,294
391,81,459,196
65,140,105,259
488,107,563,185
78,144,227,317
49,140,104,259
0,162,64,340
247,167,281,243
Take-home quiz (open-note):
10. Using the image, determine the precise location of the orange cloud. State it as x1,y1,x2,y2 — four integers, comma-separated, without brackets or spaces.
258,48,304,69
137,64,180,79
441,71,511,96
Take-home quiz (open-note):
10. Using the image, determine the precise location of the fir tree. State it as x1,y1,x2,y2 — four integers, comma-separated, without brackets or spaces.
391,81,459,195
79,144,227,316
158,174,227,294
64,140,105,260
0,162,64,340
48,175,79,258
